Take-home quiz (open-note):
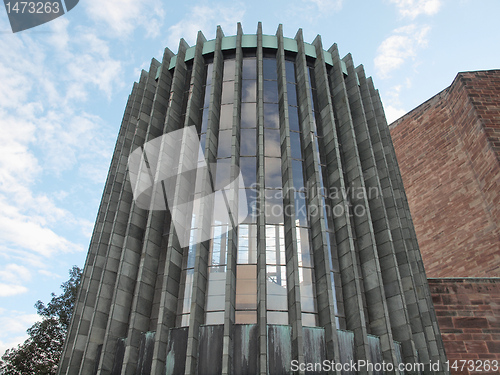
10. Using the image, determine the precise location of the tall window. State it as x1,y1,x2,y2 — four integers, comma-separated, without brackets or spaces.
235,57,258,324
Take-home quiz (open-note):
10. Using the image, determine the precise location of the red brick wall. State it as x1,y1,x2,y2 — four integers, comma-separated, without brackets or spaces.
429,279,500,374
389,70,500,277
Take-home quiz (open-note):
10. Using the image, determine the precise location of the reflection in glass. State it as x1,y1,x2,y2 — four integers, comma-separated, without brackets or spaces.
223,59,236,80
241,128,257,156
217,130,232,158
219,104,233,130
287,83,297,106
241,103,257,128
265,190,284,224
264,80,278,103
242,80,257,102
264,158,282,189
221,81,235,104
264,128,280,157
263,58,277,80
290,134,302,160
264,103,279,129
240,189,257,224
285,60,296,83
242,58,256,80
240,157,256,187
203,85,211,108
289,108,300,132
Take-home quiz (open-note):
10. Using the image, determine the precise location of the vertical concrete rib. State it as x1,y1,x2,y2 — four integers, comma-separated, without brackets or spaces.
64,71,148,375
119,46,177,375
356,65,418,365
345,54,421,372
310,34,342,369
327,44,374,373
221,22,244,375
89,58,160,375
368,81,447,372
255,22,268,375
278,25,305,371
97,58,161,373
58,83,139,375
150,38,190,375
338,53,398,372
184,25,226,375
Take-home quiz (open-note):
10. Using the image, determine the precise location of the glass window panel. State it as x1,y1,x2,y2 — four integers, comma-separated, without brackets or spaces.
236,280,257,295
241,103,256,128
237,264,257,279
207,280,225,297
267,294,288,311
267,265,287,287
267,311,288,325
181,298,191,314
302,313,318,327
265,189,284,224
217,130,232,158
201,110,209,134
299,268,314,286
295,195,308,227
203,85,211,108
223,59,236,81
221,81,235,104
265,158,282,189
235,294,257,310
205,311,224,324
290,132,302,160
240,157,256,188
215,160,232,190
180,314,190,327
263,59,277,80
287,83,297,106
263,80,278,103
242,80,257,102
241,128,257,156
289,108,300,132
206,295,225,311
241,188,257,224
264,128,281,157
219,104,233,130
242,58,257,80
291,159,304,189
235,311,257,324
206,63,213,85
264,103,279,129
285,61,296,83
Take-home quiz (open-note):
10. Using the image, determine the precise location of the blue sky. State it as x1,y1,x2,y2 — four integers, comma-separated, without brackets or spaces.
0,0,498,354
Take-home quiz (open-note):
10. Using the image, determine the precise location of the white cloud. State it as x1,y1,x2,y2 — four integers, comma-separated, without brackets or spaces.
374,24,431,79
167,4,245,49
84,0,165,38
0,284,28,297
0,311,40,354
388,0,442,18
307,0,344,12
0,264,31,284
384,105,408,123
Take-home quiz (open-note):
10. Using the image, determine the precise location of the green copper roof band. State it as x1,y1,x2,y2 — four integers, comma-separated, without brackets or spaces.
167,34,335,70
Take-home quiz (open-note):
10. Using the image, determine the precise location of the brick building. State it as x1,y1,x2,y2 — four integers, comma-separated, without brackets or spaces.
390,70,500,372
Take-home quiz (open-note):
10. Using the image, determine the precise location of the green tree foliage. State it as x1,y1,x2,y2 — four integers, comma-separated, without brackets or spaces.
0,266,82,375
